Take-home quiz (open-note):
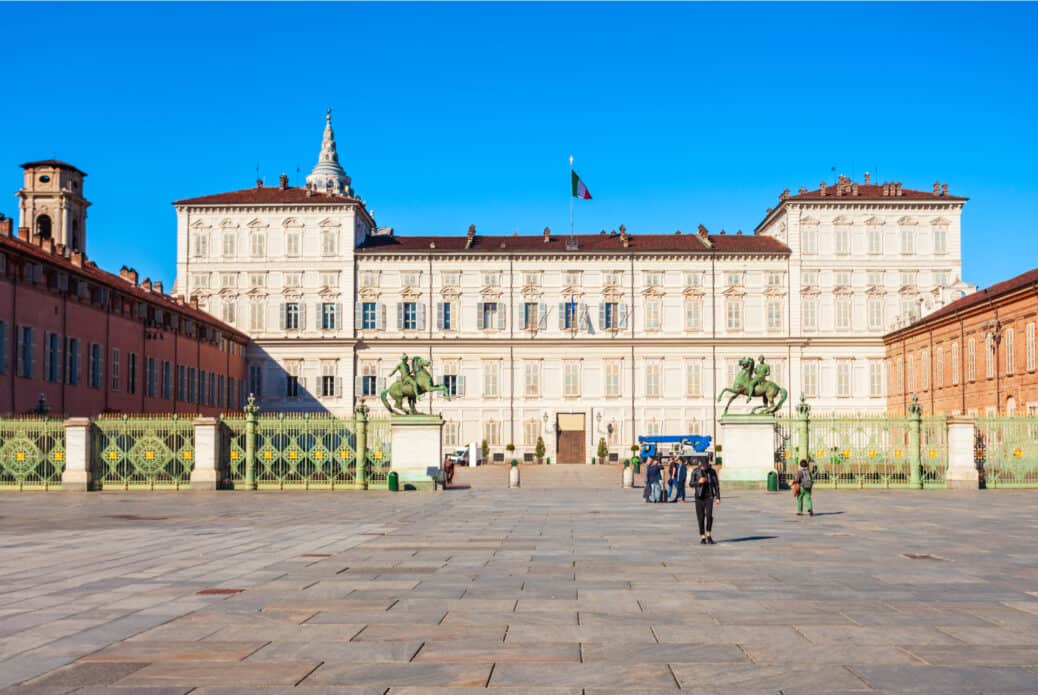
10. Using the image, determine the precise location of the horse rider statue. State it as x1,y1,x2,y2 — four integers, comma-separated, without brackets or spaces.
716,355,788,416
380,353,451,415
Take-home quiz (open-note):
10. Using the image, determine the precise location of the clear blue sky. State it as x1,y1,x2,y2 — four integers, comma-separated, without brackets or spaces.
3,2,1036,290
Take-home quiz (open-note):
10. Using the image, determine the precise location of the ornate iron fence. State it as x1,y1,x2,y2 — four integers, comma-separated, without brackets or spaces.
0,417,66,490
364,416,393,489
245,413,358,490
975,416,1038,488
93,415,195,490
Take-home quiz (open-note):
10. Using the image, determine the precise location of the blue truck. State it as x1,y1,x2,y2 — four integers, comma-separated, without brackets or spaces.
638,434,712,461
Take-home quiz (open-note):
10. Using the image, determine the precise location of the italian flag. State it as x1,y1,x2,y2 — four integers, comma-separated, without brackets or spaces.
571,170,592,200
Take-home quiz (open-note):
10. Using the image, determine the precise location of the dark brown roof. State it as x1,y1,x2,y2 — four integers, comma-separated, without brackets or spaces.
0,234,248,342
173,186,362,206
886,266,1038,339
356,232,789,255
20,160,87,176
787,183,967,203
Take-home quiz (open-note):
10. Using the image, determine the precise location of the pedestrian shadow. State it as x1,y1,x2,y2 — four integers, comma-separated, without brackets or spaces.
445,484,472,490
810,511,845,517
717,535,778,543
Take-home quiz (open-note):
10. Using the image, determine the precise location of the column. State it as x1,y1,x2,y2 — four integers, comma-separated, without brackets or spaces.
61,417,93,491
354,402,368,490
908,396,922,489
946,416,979,489
189,417,222,490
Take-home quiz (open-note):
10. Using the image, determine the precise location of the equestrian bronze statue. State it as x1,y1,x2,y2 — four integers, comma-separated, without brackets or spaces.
380,354,451,415
716,355,788,416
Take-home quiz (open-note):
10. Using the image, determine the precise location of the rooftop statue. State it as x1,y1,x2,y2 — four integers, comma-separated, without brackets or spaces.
717,355,788,416
380,353,450,415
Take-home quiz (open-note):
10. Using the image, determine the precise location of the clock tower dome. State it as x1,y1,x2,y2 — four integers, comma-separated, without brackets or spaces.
16,160,90,253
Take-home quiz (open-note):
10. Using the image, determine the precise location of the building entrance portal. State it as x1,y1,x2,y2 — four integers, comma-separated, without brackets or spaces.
556,413,586,464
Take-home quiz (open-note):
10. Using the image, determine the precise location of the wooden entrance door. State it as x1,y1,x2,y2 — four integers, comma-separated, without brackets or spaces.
556,413,586,464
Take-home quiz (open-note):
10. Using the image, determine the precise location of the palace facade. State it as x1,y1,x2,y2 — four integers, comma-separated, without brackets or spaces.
174,112,973,462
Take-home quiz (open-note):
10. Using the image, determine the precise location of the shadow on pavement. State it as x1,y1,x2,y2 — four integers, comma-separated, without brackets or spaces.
717,535,778,543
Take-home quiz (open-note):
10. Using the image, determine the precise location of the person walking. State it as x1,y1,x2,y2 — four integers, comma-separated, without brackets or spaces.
670,457,687,502
794,459,814,516
644,457,662,503
690,457,720,543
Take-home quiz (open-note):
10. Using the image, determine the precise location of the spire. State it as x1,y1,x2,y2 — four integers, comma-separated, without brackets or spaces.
306,108,353,196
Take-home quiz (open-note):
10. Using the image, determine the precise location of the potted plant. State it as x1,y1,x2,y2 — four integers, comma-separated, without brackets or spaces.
630,444,641,474
481,439,489,464
506,443,517,466
535,436,546,465
597,438,609,465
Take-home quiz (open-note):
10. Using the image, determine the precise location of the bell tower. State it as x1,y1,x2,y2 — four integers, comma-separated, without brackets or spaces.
16,160,90,252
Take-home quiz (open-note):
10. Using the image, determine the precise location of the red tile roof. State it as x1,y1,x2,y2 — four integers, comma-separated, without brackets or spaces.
356,232,789,255
173,186,363,206
20,160,87,176
786,183,967,203
0,234,249,342
886,266,1038,339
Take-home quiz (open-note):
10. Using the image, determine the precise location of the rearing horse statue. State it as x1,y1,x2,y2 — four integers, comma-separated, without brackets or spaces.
380,354,451,415
717,356,788,416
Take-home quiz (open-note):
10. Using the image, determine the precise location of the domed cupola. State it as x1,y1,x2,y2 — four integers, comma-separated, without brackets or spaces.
305,108,353,196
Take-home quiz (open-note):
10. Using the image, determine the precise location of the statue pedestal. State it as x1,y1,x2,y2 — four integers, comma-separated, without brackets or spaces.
390,414,444,491
718,414,775,489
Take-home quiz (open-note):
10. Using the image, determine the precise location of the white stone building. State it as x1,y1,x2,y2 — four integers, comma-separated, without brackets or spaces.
174,113,973,463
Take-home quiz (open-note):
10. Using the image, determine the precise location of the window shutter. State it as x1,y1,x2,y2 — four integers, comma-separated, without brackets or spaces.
619,303,629,329
299,303,307,330
417,303,427,330
496,303,506,330
598,303,606,330
580,304,591,331
538,303,548,331
396,302,404,330
436,302,444,330
335,377,343,398
354,375,364,395
378,303,386,330
516,303,524,329
457,375,466,397
29,329,36,378
376,376,386,393
334,303,342,330
476,302,485,330
355,302,364,329
558,303,565,330
279,303,286,330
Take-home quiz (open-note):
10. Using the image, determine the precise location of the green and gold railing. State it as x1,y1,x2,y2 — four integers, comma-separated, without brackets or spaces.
0,416,66,490
93,414,195,490
975,416,1038,488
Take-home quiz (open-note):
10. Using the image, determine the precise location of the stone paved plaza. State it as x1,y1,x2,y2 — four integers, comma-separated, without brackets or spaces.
1,468,1037,694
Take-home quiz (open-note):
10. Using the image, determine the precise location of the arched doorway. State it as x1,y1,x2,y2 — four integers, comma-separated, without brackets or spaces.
1006,396,1016,416
36,214,52,240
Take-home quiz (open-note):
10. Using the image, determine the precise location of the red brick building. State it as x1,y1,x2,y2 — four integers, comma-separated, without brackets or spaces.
0,160,248,417
885,267,1038,416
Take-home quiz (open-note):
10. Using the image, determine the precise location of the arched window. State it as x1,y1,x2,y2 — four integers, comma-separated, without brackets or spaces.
36,214,52,240
71,219,80,250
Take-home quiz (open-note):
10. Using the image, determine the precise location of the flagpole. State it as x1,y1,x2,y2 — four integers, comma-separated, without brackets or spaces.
569,155,574,239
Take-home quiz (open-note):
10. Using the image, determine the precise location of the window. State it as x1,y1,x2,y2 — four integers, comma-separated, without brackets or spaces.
177,365,186,401
834,227,850,255
802,361,819,398
835,297,852,331
46,333,61,382
441,361,463,397
400,302,418,330
524,361,540,397
146,357,157,397
802,227,818,254
644,272,662,287
523,419,540,447
901,298,921,323
286,363,300,399
907,353,915,392
605,360,621,397
766,301,783,332
222,300,236,325
284,272,302,288
867,297,884,331
479,302,502,330
644,300,661,331
563,361,581,397
222,231,236,257
802,299,818,331
562,301,581,331
900,271,917,288
483,420,502,447
482,272,500,287
921,349,930,390
248,273,266,289
933,270,950,287
967,337,976,382
684,272,702,288
65,338,80,386
87,344,101,390
192,232,209,258
285,231,301,257
250,232,266,258
321,303,339,331
1005,328,1015,375
900,228,914,255
1027,323,1036,372
248,363,262,399
867,271,884,287
191,273,210,290
361,302,377,330
686,360,702,396
321,229,338,256
563,271,582,288
934,226,948,254
523,272,540,287
985,335,995,379
127,352,138,395
483,361,499,398
250,302,265,331
935,347,945,389
952,341,960,385
401,271,419,288
601,302,620,330
0,322,6,375
284,303,301,331
360,363,379,397
220,273,238,289
522,302,539,331
319,271,339,288
894,357,904,395
187,367,196,402
162,361,171,399
684,300,702,332
441,272,459,287
605,271,623,287
725,299,742,331
444,421,460,448
867,228,882,255
320,362,338,398
725,272,742,287
834,271,852,287
837,360,851,398
645,361,661,398
869,361,883,398
111,349,120,391
801,270,819,287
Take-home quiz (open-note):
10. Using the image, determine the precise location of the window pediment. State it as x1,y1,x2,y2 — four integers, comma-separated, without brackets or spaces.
897,216,918,226
358,287,381,301
833,285,854,296
318,217,341,228
247,218,269,229
641,286,665,298
281,288,303,300
521,286,543,300
682,286,705,298
800,286,822,297
764,286,787,298
831,215,852,226
190,219,211,229
800,215,820,226
401,287,422,300
479,286,503,300
245,287,268,299
863,216,885,226
318,287,341,300
217,288,238,298
866,285,887,296
721,286,745,298
930,217,950,226
440,287,461,300
898,285,919,296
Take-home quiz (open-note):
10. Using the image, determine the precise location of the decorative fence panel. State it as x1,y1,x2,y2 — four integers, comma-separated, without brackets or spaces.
0,417,66,490
251,414,357,490
774,417,798,487
93,415,195,490
975,416,1038,488
364,417,393,489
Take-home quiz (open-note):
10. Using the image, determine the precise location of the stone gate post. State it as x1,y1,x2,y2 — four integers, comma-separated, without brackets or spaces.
354,402,368,490
190,417,222,490
61,417,93,492
946,416,979,489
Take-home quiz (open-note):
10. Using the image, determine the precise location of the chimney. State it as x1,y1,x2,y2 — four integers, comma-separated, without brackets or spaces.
933,181,941,196
882,183,889,197
127,268,139,285
852,183,859,196
256,178,263,189
70,250,83,268
674,229,682,235
279,173,289,190
543,226,551,243
465,224,476,249
779,188,790,201
0,216,10,238
896,182,903,197
17,226,29,241
818,181,827,197
864,171,871,184
42,237,54,254
766,208,772,216
941,183,948,197
697,224,709,238
720,229,727,235
119,266,130,281
620,224,629,248
154,280,164,294
305,186,313,197
189,297,199,310
798,186,807,195
142,278,152,292
175,294,185,306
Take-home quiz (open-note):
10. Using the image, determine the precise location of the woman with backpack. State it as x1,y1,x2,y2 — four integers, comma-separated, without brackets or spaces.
793,459,814,516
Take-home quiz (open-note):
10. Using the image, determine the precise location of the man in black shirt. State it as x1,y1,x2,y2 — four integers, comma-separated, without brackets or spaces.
690,458,720,544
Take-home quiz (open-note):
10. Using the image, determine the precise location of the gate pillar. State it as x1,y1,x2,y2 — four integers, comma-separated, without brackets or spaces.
61,417,93,492
190,417,222,491
946,416,979,489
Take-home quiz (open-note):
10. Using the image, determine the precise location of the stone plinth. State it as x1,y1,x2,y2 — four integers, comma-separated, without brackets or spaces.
718,414,776,489
390,415,444,491
61,417,93,491
190,417,223,491
946,416,979,489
